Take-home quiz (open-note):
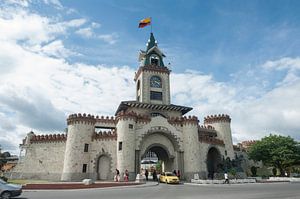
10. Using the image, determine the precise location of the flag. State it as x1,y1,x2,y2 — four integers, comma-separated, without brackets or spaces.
139,17,151,28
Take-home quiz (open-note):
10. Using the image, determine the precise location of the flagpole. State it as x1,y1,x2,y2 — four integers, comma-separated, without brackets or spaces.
150,17,152,33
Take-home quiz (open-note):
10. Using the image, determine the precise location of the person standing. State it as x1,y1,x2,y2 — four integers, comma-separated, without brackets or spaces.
145,169,149,181
177,170,181,180
152,169,157,181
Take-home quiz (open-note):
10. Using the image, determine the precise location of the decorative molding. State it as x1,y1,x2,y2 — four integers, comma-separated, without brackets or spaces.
199,136,225,146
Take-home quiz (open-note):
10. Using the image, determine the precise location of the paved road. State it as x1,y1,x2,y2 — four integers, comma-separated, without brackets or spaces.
20,182,300,199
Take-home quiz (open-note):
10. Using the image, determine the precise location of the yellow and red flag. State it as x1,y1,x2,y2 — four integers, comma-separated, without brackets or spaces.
138,17,151,28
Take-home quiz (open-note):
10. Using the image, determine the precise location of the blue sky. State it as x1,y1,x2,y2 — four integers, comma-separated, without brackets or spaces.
0,0,300,153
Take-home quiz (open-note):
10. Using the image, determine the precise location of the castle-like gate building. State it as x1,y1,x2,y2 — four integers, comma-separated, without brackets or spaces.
13,33,234,181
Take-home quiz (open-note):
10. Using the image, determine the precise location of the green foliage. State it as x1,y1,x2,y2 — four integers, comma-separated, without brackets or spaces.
155,160,162,173
248,134,300,176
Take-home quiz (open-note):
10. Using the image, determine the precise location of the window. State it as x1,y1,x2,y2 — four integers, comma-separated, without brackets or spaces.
150,54,160,66
129,124,134,129
118,142,123,151
84,144,89,152
225,150,227,156
150,91,162,101
82,164,87,173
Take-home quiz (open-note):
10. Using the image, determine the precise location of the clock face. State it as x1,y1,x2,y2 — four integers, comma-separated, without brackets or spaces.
150,76,162,88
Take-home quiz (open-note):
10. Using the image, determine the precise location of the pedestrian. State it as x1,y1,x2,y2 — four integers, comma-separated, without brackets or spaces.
177,170,181,180
124,169,129,182
224,172,229,184
173,170,177,176
152,169,157,181
145,169,149,181
157,172,160,184
115,168,120,182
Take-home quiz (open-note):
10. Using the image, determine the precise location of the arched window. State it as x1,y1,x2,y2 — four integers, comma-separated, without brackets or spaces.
150,54,160,66
150,76,162,88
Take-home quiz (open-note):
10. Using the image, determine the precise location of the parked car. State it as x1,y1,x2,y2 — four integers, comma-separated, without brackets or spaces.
159,172,179,184
0,179,22,199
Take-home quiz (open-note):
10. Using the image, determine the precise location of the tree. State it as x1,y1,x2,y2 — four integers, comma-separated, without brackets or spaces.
248,134,300,176
0,146,11,171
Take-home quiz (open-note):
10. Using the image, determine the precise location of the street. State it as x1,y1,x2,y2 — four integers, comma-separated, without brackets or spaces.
20,182,300,199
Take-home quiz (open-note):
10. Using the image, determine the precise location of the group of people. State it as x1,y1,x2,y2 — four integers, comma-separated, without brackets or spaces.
144,169,159,181
114,169,129,182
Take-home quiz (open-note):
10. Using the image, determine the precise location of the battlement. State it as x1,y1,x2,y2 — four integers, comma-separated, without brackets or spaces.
92,130,117,141
30,133,67,143
67,113,117,125
204,114,231,124
167,116,199,125
116,111,151,123
240,140,257,148
198,125,215,130
199,136,225,146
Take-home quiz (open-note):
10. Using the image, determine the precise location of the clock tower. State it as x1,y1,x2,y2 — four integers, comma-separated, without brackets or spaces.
134,33,171,105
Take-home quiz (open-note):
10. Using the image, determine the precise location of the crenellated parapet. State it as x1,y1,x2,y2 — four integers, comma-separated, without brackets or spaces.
240,140,257,149
116,111,151,123
95,115,116,124
198,125,215,130
67,113,96,125
92,130,117,141
204,114,231,124
199,136,225,146
167,116,198,126
30,134,67,143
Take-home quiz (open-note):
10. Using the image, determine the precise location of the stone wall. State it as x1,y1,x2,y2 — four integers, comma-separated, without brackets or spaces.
9,141,66,181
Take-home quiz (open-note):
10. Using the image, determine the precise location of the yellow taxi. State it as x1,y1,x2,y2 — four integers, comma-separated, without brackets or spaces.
159,172,179,184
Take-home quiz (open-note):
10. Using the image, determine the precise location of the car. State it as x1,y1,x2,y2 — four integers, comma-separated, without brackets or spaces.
0,179,22,199
159,172,179,184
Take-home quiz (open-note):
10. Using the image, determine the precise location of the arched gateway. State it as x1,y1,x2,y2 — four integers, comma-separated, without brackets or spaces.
207,147,222,179
138,129,181,174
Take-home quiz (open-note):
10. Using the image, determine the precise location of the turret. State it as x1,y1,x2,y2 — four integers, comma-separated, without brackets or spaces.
115,111,136,180
204,114,234,159
61,113,96,181
182,116,201,180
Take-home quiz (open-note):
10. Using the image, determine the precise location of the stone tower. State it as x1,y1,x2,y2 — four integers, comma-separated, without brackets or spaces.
135,33,171,105
204,114,235,159
61,114,96,181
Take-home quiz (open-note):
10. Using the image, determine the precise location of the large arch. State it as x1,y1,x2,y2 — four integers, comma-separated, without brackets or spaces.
206,147,222,179
137,129,181,174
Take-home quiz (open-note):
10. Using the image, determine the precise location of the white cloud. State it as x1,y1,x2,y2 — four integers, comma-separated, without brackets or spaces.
75,27,94,38
97,33,118,44
262,57,300,71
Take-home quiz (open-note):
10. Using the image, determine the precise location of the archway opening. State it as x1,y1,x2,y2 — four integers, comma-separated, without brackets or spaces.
141,145,174,176
207,147,222,179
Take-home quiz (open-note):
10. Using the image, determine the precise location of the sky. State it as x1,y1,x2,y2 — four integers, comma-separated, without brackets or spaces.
0,0,300,154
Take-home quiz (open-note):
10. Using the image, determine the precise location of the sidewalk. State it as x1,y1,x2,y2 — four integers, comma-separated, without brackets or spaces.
22,180,159,190
23,181,142,190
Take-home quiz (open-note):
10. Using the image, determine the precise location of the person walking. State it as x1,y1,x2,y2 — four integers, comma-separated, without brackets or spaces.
115,169,120,182
224,172,229,184
152,169,157,181
124,169,129,182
